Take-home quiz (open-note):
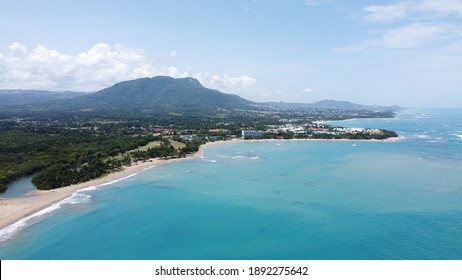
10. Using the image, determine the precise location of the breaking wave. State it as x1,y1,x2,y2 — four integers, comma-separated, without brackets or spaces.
0,193,91,243
0,171,141,243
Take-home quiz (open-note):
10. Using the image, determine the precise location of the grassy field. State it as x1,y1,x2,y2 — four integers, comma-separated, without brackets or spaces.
111,139,185,162
167,138,186,150
133,141,162,152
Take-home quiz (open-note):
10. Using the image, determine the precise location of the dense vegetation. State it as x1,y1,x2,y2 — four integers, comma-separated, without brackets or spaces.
0,124,156,191
0,112,239,191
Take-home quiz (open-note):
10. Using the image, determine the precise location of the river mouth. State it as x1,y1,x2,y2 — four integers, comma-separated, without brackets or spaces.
0,175,37,198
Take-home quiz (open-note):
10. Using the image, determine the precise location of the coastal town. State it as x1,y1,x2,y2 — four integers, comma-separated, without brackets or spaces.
1,110,398,193
129,121,397,141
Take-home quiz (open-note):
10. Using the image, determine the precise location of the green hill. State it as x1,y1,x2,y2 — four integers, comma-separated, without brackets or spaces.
65,76,255,116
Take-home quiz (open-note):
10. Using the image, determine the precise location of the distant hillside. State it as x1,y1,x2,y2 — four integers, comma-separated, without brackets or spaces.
1,78,400,120
265,99,401,111
55,76,255,116
0,90,88,106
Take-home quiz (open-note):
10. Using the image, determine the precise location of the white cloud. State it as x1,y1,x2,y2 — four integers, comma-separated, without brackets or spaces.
304,88,313,93
169,50,178,58
9,42,28,58
164,66,189,78
364,0,462,22
361,1,462,49
379,23,451,48
418,0,462,16
226,75,257,88
192,72,257,92
151,67,257,93
0,43,157,90
364,1,414,22
0,43,257,94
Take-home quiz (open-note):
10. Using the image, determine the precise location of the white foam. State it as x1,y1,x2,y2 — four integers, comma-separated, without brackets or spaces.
415,114,431,119
0,193,92,243
142,164,158,172
232,156,245,159
447,133,462,140
66,193,92,205
251,156,259,160
98,173,138,187
76,186,97,193
0,169,146,243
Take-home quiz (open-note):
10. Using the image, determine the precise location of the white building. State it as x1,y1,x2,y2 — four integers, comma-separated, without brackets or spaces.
241,130,264,139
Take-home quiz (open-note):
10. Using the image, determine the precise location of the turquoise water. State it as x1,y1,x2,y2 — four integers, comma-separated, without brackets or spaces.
1,108,461,259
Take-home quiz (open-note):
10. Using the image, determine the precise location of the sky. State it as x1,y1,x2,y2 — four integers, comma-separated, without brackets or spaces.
1,0,461,108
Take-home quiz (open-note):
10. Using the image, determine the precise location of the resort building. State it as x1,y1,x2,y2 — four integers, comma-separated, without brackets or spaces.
241,130,264,139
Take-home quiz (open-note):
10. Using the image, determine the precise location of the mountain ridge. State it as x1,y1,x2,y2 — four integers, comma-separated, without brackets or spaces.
62,76,256,115
1,77,400,114
0,89,88,106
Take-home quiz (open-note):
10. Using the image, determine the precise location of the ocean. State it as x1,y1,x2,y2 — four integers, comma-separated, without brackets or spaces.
1,108,461,259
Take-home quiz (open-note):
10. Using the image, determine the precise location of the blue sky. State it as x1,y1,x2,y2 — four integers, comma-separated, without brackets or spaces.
1,0,461,107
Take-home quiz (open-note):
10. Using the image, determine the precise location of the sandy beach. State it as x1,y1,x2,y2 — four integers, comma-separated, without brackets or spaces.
0,141,218,230
0,136,402,231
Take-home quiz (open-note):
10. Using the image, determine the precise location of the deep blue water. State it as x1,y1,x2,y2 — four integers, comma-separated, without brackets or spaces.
1,108,461,259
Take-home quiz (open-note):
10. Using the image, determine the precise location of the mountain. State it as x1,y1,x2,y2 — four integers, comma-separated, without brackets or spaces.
58,76,255,116
1,77,400,119
310,99,368,110
265,99,400,111
0,90,88,106
310,99,401,111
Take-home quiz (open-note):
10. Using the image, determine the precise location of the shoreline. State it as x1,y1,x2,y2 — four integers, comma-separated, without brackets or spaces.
237,135,404,143
0,136,402,232
0,141,215,231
